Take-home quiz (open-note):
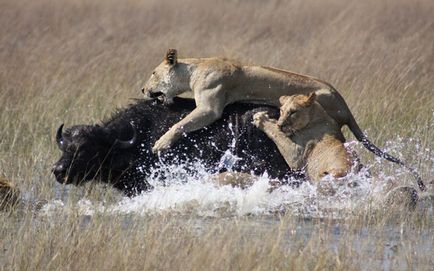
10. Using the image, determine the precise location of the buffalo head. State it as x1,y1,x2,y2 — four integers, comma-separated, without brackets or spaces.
52,123,137,185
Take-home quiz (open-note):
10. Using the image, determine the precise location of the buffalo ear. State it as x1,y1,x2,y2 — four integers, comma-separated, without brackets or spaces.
100,127,116,145
279,96,290,106
165,49,178,65
101,124,137,149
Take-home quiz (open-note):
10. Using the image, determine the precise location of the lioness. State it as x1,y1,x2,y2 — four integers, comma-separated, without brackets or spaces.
0,177,19,211
142,49,425,191
252,93,357,181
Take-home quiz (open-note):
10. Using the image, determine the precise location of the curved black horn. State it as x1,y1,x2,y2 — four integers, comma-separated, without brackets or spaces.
115,123,137,149
56,124,65,150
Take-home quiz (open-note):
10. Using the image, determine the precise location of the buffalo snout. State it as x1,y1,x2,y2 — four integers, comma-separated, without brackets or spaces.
52,163,67,183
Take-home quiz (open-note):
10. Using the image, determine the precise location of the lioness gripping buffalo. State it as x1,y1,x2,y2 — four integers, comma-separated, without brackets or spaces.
142,49,425,191
253,93,359,181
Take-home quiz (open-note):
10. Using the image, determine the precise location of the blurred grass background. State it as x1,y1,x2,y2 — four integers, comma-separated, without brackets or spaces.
0,0,433,269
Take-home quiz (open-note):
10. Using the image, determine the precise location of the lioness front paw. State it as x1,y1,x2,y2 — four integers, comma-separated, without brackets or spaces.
152,132,177,153
252,111,269,126
252,111,276,129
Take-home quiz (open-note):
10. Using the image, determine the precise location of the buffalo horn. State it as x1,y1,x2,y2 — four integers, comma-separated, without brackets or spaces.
56,124,65,150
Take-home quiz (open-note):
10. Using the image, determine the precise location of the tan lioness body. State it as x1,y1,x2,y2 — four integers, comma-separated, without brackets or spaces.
141,49,425,191
253,93,355,181
143,49,354,152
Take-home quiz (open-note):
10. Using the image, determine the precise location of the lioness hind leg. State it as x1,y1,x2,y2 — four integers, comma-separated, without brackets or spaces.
317,155,352,180
327,168,350,179
307,138,354,181
315,89,351,127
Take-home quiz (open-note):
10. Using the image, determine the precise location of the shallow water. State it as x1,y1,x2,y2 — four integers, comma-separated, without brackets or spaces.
39,138,433,270
45,137,431,218
46,157,377,218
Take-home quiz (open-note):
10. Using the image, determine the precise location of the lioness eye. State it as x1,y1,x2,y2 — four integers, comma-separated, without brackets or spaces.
152,71,156,75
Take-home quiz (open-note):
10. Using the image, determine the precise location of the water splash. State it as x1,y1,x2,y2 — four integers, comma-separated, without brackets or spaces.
41,136,432,218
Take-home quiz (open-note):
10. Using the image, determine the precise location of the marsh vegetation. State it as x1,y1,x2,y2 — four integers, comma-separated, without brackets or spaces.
0,0,433,270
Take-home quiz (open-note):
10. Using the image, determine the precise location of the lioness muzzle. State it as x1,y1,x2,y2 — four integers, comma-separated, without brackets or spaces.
142,88,164,100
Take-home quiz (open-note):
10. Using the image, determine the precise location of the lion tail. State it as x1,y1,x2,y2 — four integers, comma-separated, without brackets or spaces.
347,113,426,191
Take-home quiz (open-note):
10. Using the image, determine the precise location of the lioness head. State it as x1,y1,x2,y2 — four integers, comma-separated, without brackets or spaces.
142,49,187,104
277,93,316,134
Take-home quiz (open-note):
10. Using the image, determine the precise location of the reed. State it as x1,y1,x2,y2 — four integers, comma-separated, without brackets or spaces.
0,0,432,270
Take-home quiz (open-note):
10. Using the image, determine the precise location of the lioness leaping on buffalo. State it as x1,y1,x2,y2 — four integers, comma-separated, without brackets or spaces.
252,93,359,181
141,49,425,191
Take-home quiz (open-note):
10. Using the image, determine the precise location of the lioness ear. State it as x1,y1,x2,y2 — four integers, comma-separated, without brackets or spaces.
279,96,290,106
165,49,178,65
306,92,316,105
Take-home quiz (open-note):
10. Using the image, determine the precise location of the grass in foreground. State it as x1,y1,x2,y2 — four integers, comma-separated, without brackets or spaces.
0,203,432,270
0,0,433,270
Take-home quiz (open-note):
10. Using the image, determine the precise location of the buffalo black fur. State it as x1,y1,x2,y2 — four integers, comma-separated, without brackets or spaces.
53,98,303,196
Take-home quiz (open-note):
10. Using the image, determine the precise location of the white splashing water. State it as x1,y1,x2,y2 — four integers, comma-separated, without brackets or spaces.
40,135,432,218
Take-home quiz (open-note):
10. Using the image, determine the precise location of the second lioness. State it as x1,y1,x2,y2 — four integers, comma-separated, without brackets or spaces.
141,49,424,190
252,93,357,181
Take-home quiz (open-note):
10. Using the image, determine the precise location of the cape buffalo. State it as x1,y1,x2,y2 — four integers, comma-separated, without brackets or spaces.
52,98,303,196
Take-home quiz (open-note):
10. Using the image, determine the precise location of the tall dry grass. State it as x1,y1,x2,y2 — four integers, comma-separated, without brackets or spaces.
0,0,433,270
